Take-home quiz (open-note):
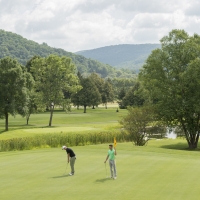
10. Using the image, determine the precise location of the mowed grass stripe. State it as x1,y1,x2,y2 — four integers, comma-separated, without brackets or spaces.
1,141,200,200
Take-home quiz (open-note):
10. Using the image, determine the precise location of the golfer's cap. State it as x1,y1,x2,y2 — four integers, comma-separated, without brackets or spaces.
62,146,67,150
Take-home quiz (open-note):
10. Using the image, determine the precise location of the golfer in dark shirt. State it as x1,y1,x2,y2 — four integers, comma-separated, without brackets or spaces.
62,146,76,176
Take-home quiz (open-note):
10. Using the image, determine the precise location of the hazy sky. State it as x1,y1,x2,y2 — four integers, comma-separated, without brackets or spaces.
0,0,200,52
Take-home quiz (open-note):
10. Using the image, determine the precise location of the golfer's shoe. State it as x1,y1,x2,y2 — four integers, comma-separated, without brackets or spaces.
113,177,117,180
69,173,74,176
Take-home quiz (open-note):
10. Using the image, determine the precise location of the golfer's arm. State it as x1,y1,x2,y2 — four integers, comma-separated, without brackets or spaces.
67,153,70,162
105,155,109,162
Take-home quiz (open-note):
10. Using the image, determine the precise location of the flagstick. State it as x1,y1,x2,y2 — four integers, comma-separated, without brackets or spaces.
114,137,117,148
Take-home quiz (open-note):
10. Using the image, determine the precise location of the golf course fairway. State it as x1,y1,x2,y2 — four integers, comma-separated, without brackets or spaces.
1,140,200,200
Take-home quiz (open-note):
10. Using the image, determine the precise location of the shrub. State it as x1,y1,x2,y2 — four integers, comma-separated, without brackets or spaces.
119,106,165,146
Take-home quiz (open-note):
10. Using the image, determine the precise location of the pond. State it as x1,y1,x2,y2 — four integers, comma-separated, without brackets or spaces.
166,128,177,139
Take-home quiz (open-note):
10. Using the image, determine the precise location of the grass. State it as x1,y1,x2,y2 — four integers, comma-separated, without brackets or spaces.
0,106,127,140
1,105,200,199
1,139,200,200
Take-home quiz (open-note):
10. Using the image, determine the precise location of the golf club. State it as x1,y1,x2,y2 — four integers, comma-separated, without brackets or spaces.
105,162,108,178
63,163,69,175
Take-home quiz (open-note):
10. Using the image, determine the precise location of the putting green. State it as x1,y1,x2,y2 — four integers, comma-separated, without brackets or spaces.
1,140,200,200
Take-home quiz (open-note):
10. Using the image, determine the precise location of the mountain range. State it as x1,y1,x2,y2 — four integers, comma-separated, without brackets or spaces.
76,44,160,72
0,29,160,77
0,29,123,78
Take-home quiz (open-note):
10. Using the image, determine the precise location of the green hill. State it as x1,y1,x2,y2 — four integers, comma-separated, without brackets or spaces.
0,30,135,78
76,44,160,72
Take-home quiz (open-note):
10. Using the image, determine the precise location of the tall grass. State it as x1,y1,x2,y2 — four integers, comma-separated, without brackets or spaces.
0,131,131,152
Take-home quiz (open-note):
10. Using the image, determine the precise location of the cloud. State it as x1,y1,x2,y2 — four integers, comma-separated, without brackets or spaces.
185,0,200,16
0,0,200,52
117,0,188,13
73,0,189,14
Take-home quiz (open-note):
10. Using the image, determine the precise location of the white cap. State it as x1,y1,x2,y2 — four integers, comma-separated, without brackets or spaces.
62,146,67,150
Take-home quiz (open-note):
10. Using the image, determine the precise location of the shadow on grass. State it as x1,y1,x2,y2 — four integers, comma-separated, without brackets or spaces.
41,126,59,128
160,143,200,151
0,130,7,134
95,177,113,183
21,124,35,127
0,124,59,133
0,124,38,133
51,174,70,178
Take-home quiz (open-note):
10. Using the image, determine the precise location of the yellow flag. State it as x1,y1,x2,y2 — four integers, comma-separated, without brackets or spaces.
114,137,117,147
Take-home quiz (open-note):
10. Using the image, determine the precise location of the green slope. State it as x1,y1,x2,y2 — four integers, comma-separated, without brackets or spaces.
0,29,135,78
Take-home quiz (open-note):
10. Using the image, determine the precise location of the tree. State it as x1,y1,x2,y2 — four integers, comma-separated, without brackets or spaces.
118,87,126,101
26,55,41,74
24,90,37,125
88,73,104,108
71,78,101,113
102,80,114,109
31,55,81,126
120,82,144,108
0,57,33,131
111,77,136,99
139,29,200,149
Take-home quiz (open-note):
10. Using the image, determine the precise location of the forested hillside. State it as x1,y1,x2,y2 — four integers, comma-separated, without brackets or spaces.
76,44,160,72
0,30,135,78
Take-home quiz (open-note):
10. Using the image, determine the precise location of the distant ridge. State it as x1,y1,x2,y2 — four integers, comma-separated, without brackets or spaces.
76,44,160,72
0,29,135,78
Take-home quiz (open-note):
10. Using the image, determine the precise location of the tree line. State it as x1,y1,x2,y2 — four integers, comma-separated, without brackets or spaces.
0,54,138,131
0,55,79,130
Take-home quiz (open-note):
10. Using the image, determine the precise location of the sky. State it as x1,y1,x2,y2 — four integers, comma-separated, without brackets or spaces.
0,0,200,52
